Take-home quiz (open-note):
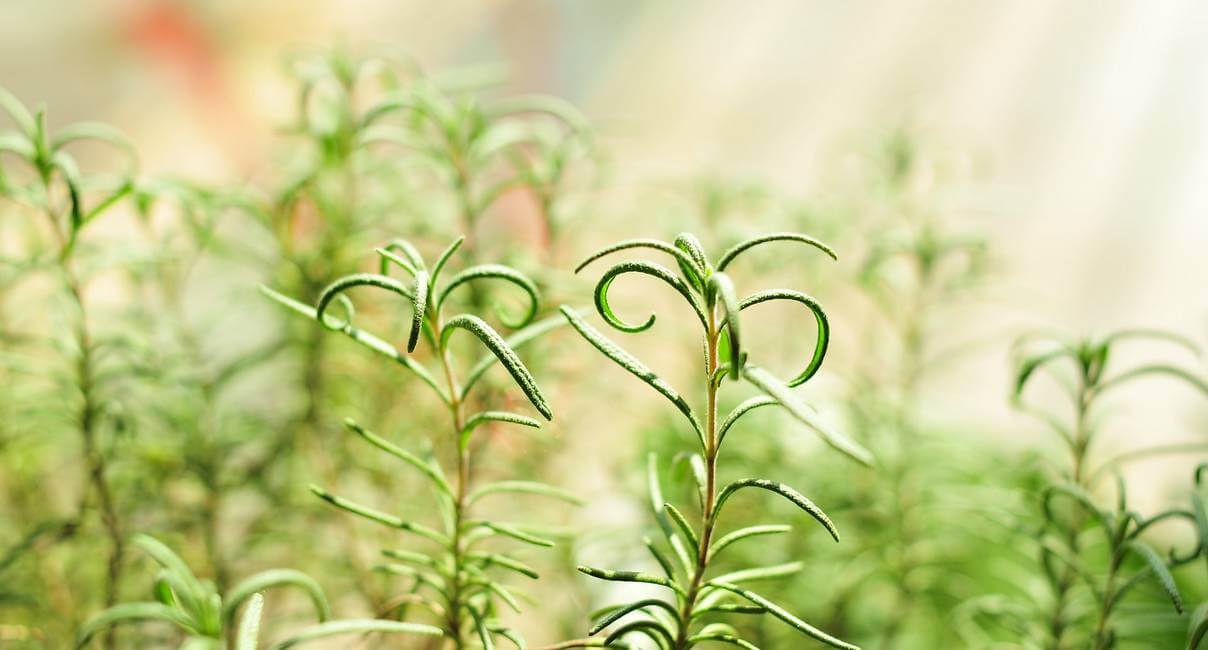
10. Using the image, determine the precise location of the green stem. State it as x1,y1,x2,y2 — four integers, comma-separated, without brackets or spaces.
1092,553,1121,650
65,265,123,650
434,314,469,649
673,310,720,649
1048,379,1090,650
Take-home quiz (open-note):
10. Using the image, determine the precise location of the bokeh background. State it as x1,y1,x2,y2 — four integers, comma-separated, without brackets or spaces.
5,0,1205,499
3,1,1207,648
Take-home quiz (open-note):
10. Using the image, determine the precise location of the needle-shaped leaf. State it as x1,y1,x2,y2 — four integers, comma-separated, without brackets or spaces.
488,94,590,131
430,235,465,286
470,607,495,650
468,480,583,506
382,549,438,570
562,307,701,438
461,411,541,451
743,366,872,466
589,599,680,636
235,593,263,650
76,603,199,648
605,619,676,649
663,503,700,551
1042,483,1114,542
1096,364,1208,398
379,238,427,274
593,260,706,333
714,479,838,542
737,290,829,386
469,521,555,547
441,314,551,420
407,271,428,352
1013,346,1076,398
673,233,711,279
711,562,804,585
131,536,207,616
344,419,453,498
1102,328,1202,355
316,273,415,331
574,238,703,278
489,624,525,650
709,525,792,561
52,151,84,232
576,566,684,596
718,397,778,446
310,485,448,544
647,455,693,573
270,620,444,649
1124,540,1184,614
259,286,448,401
223,569,330,626
377,247,421,279
688,632,760,650
1188,603,1208,650
467,552,540,579
716,232,837,271
707,582,859,650
438,264,539,329
0,87,35,135
688,454,707,511
461,311,569,399
53,121,138,172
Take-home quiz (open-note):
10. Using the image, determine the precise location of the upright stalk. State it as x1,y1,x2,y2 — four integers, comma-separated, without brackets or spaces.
434,314,469,648
264,237,558,649
562,231,870,649
674,313,720,649
1048,375,1089,649
53,225,123,650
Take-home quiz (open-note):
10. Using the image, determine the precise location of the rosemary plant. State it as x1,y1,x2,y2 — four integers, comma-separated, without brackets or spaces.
556,232,872,649
123,180,290,593
1019,330,1207,648
0,86,137,641
76,534,434,649
1186,466,1208,649
76,534,324,648
360,75,593,257
263,236,572,647
964,329,1207,648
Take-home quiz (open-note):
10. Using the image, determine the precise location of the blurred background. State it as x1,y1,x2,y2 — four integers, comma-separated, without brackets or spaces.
2,1,1207,648
4,0,1205,496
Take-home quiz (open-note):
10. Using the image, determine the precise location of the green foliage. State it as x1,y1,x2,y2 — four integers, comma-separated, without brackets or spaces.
264,236,566,647
963,329,1208,648
560,232,869,649
76,535,330,648
2,47,1205,650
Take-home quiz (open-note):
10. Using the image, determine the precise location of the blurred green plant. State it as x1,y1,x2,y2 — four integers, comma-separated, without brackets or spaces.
554,232,871,649
960,330,1208,648
0,86,138,644
76,534,437,649
263,236,573,647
